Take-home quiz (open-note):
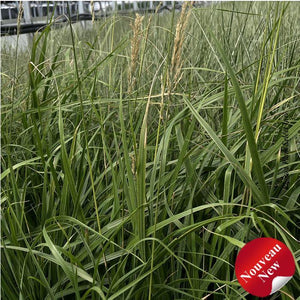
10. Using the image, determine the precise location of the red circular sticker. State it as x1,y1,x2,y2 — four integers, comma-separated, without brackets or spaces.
235,238,295,297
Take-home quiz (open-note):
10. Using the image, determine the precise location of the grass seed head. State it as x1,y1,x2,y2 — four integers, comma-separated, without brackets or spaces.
170,1,192,91
17,1,24,33
128,13,144,93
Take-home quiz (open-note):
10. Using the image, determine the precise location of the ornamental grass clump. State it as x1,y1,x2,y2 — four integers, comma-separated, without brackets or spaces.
1,2,299,299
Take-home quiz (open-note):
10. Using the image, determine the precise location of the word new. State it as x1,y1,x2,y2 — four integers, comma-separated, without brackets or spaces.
240,244,281,283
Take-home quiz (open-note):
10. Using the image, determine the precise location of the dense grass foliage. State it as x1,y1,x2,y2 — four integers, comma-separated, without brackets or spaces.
1,2,300,299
